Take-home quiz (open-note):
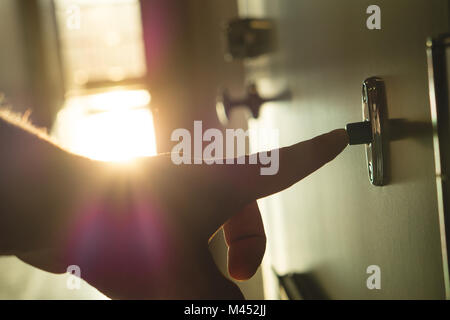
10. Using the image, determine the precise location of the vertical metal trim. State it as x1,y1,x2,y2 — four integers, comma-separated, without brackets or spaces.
363,77,385,186
427,34,450,299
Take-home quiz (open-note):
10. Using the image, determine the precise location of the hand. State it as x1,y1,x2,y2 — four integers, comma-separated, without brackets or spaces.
17,129,348,299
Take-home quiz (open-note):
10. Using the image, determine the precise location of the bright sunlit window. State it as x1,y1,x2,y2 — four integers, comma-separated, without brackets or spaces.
54,0,147,88
52,0,157,163
52,89,157,162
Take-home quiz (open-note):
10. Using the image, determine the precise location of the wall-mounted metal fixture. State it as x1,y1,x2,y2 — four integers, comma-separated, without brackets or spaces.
216,83,291,124
225,18,276,60
346,77,386,186
427,34,450,299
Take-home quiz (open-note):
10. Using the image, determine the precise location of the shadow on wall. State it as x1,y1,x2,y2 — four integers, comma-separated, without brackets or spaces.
275,270,329,300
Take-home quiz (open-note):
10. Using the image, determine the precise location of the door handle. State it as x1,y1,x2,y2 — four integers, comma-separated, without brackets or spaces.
346,77,386,186
346,121,372,145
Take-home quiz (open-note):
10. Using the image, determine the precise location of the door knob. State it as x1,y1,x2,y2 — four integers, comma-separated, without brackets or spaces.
346,77,386,186
216,83,292,124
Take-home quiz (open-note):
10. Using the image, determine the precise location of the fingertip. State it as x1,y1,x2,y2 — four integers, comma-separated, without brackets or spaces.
316,128,349,163
328,128,350,148
227,236,266,281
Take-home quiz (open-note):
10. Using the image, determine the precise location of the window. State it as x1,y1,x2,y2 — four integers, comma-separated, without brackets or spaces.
52,0,157,162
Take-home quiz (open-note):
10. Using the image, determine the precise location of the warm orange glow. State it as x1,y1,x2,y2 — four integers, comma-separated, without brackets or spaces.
52,89,157,162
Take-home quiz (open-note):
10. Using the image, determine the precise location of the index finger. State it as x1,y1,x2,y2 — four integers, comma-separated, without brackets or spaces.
161,129,348,237
235,128,349,203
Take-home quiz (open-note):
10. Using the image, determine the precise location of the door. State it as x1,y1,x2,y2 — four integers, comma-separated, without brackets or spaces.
238,0,450,299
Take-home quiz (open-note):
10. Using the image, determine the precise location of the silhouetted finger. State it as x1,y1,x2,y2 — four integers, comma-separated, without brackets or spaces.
223,201,266,281
153,129,348,239
229,129,349,205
